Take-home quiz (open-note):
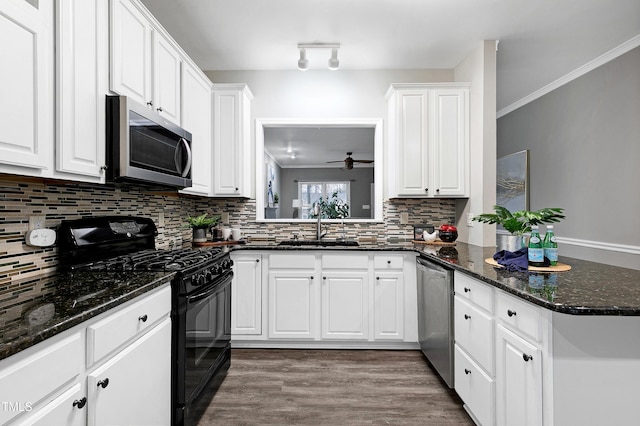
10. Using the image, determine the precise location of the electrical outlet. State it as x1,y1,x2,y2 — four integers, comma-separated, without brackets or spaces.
29,215,46,230
467,213,474,227
400,212,409,225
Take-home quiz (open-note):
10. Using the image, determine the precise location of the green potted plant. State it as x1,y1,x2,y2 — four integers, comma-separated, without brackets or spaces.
472,205,565,251
186,213,220,243
310,191,349,219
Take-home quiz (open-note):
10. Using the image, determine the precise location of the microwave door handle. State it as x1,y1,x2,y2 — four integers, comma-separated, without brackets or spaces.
175,137,192,178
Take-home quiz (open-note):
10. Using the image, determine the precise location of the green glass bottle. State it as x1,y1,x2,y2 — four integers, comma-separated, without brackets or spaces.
543,225,558,266
528,225,545,267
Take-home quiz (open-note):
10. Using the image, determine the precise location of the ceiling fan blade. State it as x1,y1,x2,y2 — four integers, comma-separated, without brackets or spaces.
326,160,345,163
353,159,374,163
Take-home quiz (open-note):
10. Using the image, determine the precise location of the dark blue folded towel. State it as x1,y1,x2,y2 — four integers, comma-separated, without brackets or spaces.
493,247,550,272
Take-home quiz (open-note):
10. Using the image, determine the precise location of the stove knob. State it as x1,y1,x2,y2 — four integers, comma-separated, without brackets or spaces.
205,271,213,282
196,274,207,287
213,264,222,275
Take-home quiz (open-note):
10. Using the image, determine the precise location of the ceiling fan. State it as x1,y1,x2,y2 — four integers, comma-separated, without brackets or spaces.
326,152,374,170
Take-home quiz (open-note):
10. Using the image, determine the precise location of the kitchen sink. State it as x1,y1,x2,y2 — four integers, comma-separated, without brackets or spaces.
278,239,359,247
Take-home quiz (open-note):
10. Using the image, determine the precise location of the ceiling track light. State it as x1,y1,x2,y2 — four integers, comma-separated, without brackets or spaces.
297,43,340,71
297,48,309,71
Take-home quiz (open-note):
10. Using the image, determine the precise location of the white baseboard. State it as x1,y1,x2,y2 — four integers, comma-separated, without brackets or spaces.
556,236,640,255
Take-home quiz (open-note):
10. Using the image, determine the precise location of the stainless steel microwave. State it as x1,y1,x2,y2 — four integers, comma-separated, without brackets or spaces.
106,95,192,188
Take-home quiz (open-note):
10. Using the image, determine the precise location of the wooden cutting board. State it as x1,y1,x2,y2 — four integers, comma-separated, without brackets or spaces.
193,240,245,247
411,240,457,246
484,257,571,272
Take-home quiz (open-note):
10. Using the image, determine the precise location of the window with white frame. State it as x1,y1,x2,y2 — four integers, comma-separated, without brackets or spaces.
298,181,350,219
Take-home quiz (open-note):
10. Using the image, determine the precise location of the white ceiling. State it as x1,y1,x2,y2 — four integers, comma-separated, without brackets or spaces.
264,126,375,168
140,0,639,113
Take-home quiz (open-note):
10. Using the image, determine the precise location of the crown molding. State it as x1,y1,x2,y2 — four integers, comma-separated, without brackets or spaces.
498,34,640,118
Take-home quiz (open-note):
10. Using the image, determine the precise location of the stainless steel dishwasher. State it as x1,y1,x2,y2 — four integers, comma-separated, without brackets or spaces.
416,256,454,388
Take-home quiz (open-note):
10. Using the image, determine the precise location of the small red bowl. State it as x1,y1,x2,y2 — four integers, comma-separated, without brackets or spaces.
439,230,458,243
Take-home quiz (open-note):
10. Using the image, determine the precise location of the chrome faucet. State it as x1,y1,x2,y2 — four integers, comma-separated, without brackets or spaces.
313,204,326,240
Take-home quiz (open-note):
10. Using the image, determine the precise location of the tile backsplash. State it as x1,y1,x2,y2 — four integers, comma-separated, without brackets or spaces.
0,175,455,284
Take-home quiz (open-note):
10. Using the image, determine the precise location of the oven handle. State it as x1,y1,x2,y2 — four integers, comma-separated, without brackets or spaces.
187,271,233,304
175,137,192,178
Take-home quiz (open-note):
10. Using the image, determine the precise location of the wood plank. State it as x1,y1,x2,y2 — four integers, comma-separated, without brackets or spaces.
198,349,474,425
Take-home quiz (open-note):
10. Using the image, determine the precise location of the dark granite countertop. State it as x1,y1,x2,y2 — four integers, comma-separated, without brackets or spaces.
233,239,640,316
0,270,174,361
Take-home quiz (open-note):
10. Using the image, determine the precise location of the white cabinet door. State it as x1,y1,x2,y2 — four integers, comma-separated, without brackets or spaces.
15,383,85,426
88,318,171,426
373,271,404,340
0,0,53,171
455,345,494,426
432,89,468,197
152,31,181,124
495,324,542,426
231,254,262,335
55,0,108,181
321,271,369,340
180,63,213,196
110,0,152,106
268,271,316,339
394,90,430,196
212,84,253,197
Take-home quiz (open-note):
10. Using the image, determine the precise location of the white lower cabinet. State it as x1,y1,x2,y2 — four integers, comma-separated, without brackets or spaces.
373,271,405,340
88,318,171,426
0,284,171,426
455,345,494,426
231,253,262,335
232,251,417,348
454,272,546,426
268,270,317,339
321,270,369,340
495,325,542,426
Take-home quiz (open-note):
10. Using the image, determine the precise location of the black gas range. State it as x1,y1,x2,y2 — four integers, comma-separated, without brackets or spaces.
59,216,232,426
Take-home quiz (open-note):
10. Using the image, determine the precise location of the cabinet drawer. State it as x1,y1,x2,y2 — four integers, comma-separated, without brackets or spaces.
270,254,315,269
0,333,83,425
496,290,542,343
454,272,493,313
322,254,368,269
373,254,403,269
87,285,171,366
454,296,494,375
455,344,494,426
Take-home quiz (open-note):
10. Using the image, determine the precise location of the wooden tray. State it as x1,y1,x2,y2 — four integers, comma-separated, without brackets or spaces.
193,240,245,247
411,239,456,246
484,257,571,272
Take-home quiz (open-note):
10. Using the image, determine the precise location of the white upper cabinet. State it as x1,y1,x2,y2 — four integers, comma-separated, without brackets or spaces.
0,0,53,173
179,62,214,196
386,83,469,198
212,84,254,197
110,0,182,124
55,0,109,182
152,30,181,123
110,0,152,107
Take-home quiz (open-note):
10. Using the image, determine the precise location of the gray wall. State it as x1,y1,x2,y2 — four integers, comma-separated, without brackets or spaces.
280,167,374,219
497,46,640,270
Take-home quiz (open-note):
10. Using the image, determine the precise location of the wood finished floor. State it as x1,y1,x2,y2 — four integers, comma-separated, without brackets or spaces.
198,349,474,425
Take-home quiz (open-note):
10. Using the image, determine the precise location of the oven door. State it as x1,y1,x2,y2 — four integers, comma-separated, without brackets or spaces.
183,270,232,404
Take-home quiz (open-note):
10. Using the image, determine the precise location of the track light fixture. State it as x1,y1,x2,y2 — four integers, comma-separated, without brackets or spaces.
297,43,340,70
297,48,309,71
